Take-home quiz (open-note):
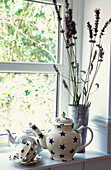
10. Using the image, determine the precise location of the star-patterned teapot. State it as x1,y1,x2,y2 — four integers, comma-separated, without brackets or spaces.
30,112,93,162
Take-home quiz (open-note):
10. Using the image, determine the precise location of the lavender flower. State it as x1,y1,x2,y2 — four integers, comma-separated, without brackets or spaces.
96,44,104,61
94,8,101,36
65,8,77,48
63,79,68,89
100,18,111,38
87,22,93,41
65,0,69,9
52,0,111,106
60,29,65,33
53,64,60,75
65,15,71,48
98,46,104,62
92,50,97,62
71,21,77,37
52,0,62,21
52,0,77,48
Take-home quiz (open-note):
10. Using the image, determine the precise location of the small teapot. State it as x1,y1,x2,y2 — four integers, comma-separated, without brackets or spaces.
6,129,43,153
30,112,93,162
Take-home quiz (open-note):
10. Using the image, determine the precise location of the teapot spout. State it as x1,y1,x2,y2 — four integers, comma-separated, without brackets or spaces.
5,129,17,148
30,124,47,149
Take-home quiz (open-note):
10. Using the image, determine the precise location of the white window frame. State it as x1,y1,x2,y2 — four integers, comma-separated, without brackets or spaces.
0,0,70,138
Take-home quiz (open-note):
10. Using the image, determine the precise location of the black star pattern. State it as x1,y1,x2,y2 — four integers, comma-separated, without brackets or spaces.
38,133,44,139
60,144,66,150
13,156,16,160
72,123,74,128
49,138,54,144
62,159,67,162
60,123,64,126
73,136,78,143
27,152,29,156
31,147,33,151
69,149,75,153
32,125,37,131
37,139,40,144
50,150,55,155
56,118,60,122
65,118,70,120
60,131,66,136
59,154,65,158
57,125,61,128
21,149,24,153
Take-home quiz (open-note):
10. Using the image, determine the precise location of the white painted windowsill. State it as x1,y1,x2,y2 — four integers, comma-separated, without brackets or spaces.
0,147,111,170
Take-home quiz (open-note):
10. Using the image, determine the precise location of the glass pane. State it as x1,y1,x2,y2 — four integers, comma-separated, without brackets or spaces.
0,73,56,132
0,0,58,63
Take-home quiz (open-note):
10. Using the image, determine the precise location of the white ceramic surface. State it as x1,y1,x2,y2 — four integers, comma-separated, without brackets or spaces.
9,153,42,165
30,112,93,161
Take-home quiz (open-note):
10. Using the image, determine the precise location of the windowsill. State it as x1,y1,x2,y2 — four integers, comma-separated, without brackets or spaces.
0,146,111,170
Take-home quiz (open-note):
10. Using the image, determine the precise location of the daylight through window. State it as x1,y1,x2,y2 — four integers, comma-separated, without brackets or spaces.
0,0,62,133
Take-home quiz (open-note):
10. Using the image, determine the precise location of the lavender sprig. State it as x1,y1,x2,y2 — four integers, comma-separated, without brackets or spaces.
52,0,62,21
92,50,97,62
94,8,101,36
53,64,76,83
89,50,97,74
100,18,111,38
97,44,104,62
87,22,93,41
52,0,111,106
65,0,69,9
65,8,77,48
63,79,68,89
53,64,60,75
63,79,73,98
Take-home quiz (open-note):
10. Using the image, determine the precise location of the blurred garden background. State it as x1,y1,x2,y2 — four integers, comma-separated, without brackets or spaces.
0,0,58,132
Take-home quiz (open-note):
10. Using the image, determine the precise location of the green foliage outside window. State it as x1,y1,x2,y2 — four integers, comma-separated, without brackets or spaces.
0,0,57,62
0,0,58,132
0,73,56,131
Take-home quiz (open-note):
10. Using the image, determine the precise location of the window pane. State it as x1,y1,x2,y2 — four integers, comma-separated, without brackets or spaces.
0,73,56,132
0,0,58,63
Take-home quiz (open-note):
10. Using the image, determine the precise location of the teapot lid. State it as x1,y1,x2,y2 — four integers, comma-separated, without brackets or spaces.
54,112,73,126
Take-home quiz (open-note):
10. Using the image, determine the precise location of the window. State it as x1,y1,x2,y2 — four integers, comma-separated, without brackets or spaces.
0,0,58,63
0,0,66,135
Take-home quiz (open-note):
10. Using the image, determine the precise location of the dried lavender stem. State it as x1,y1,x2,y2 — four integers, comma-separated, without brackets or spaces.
85,38,102,105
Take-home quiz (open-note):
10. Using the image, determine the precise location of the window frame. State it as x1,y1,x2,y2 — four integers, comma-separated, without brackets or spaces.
0,0,69,140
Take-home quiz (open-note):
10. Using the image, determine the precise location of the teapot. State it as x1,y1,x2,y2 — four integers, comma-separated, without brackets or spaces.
6,128,43,153
30,112,93,162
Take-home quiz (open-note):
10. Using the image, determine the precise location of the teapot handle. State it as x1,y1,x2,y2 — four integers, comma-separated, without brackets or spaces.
77,125,93,151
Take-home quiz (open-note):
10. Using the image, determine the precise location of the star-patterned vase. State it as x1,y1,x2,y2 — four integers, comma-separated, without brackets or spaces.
68,104,90,153
30,112,93,162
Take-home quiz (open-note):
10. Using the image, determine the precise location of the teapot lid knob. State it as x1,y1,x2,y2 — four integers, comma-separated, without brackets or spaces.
54,111,73,126
62,112,66,118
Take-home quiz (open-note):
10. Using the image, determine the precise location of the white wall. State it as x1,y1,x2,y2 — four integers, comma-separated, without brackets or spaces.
82,0,111,118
